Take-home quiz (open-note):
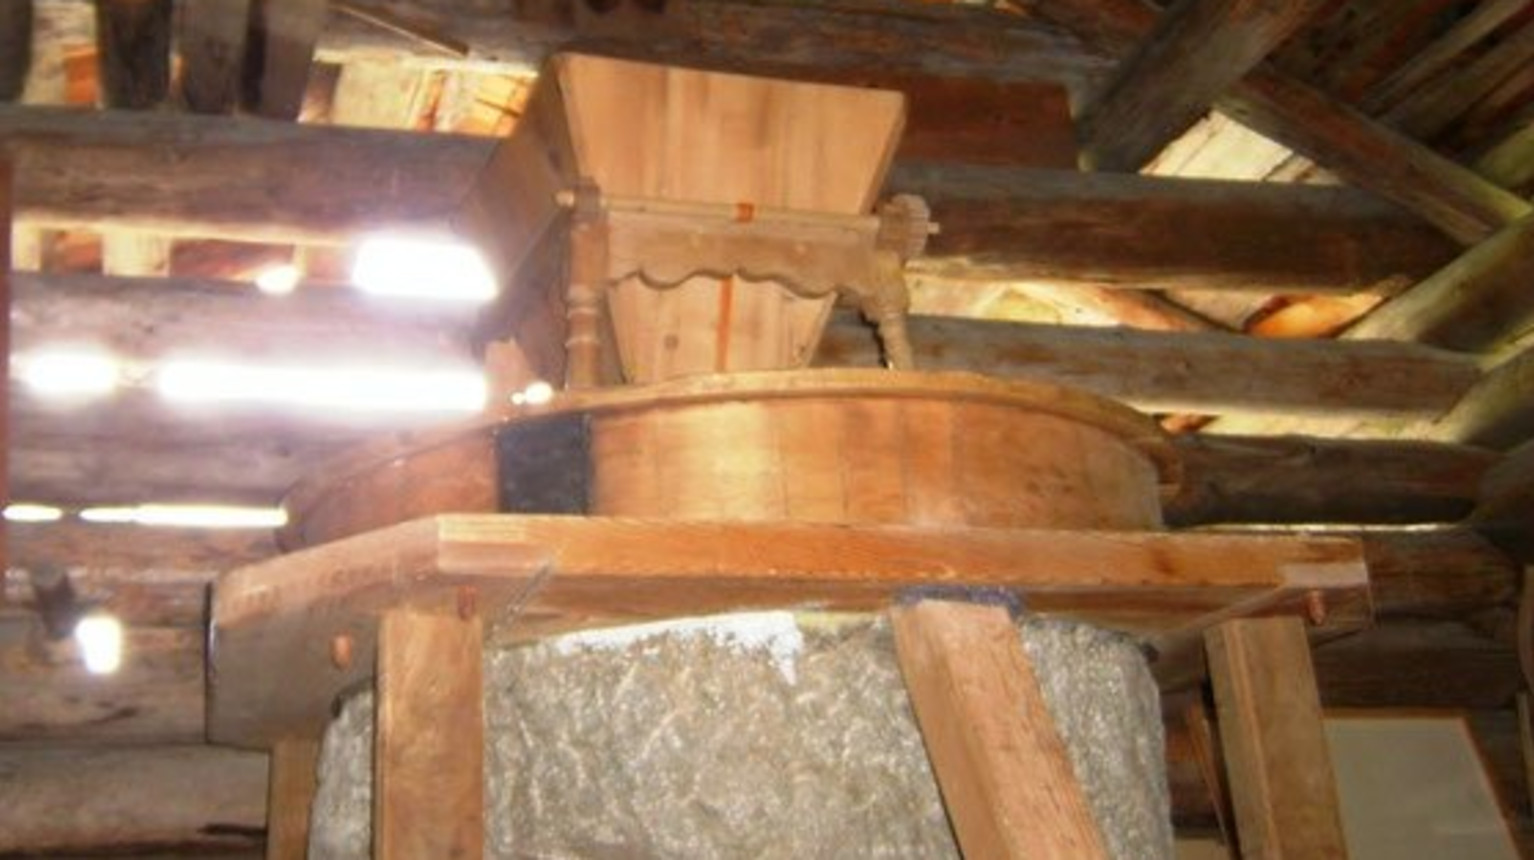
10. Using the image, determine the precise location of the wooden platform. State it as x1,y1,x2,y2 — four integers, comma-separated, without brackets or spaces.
208,513,1370,748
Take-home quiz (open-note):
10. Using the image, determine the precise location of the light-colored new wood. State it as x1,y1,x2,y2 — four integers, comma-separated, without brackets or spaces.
209,512,1369,746
266,739,319,860
1079,0,1327,171
374,608,484,860
1206,617,1349,859
891,601,1109,859
101,231,169,276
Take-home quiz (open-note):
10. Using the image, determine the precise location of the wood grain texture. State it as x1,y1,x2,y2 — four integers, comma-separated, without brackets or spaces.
1079,0,1327,171
176,0,250,113
374,608,484,860
1206,617,1348,859
892,601,1109,859
1343,212,1534,354
247,0,327,119
1360,0,1529,113
208,513,1369,746
266,739,319,860
93,0,171,109
1383,18,1534,140
0,106,1460,293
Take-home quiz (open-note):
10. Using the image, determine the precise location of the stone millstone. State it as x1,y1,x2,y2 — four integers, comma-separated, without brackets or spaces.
309,613,1173,859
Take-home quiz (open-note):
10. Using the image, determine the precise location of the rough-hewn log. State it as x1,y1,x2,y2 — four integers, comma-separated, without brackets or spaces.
1478,116,1534,192
1343,212,1534,354
0,106,1461,293
0,743,267,853
1165,436,1497,527
1422,347,1534,450
1078,0,1326,171
1362,529,1522,620
1360,0,1530,114
176,0,251,113
1313,620,1522,709
819,315,1479,419
1034,0,1533,245
0,0,31,102
93,0,172,110
0,624,208,743
1472,440,1534,562
246,0,327,120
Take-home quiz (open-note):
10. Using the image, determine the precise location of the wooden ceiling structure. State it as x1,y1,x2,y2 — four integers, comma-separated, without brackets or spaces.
0,0,1533,854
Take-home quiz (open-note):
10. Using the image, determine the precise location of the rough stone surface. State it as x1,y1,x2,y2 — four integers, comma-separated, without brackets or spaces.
310,613,1172,859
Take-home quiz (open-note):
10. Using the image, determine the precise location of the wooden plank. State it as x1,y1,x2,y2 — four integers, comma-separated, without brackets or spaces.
1166,435,1496,527
100,230,169,276
93,0,171,109
1360,0,1530,114
0,0,30,102
1206,617,1349,859
0,106,1461,294
374,607,483,860
331,60,427,129
0,744,268,853
176,0,251,113
1034,0,1533,244
1362,529,1521,620
208,513,1369,746
1384,19,1534,140
266,739,319,860
248,0,328,119
891,600,1109,859
1343,212,1534,354
1078,0,1326,171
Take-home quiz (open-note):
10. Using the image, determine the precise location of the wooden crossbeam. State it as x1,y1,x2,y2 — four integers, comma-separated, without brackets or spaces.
892,600,1109,859
1472,440,1534,562
0,106,1459,292
1078,0,1327,171
1422,348,1534,450
1034,0,1532,244
1382,18,1534,141
207,513,1369,746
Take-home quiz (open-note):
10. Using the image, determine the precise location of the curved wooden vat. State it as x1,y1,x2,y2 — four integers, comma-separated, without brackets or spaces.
281,371,1179,550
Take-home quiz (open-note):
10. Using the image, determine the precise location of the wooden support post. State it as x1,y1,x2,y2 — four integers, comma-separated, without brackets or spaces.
373,605,484,860
249,0,328,120
1205,617,1348,859
266,738,320,860
891,600,1109,860
93,0,172,110
0,0,30,102
176,0,251,113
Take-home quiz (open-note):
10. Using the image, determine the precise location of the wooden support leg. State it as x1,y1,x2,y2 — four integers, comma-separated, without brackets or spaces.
891,601,1109,860
1205,617,1348,859
265,738,320,860
565,219,608,390
373,606,484,860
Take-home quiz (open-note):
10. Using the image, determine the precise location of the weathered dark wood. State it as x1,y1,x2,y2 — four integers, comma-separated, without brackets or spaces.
1035,0,1534,244
1424,347,1534,450
0,106,1461,293
0,0,30,102
93,0,172,110
1473,440,1534,561
1345,211,1534,354
1314,620,1523,709
1206,617,1348,859
1383,19,1534,140
1078,0,1326,171
1360,0,1529,114
1,157,10,570
1166,435,1497,527
1362,529,1522,620
176,0,251,113
0,744,267,853
266,739,319,860
246,0,327,119
820,314,1479,419
0,624,207,743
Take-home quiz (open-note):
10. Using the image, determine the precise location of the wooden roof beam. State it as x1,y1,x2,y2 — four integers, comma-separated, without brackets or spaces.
1077,0,1327,172
0,0,30,102
0,106,1460,291
247,0,327,119
176,0,251,113
1035,0,1533,244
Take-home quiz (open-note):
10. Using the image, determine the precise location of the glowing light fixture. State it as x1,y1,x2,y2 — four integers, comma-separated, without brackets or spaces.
74,613,124,675
4,503,64,523
352,234,497,302
155,360,487,415
510,379,555,407
255,263,302,295
17,348,122,398
78,504,288,529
